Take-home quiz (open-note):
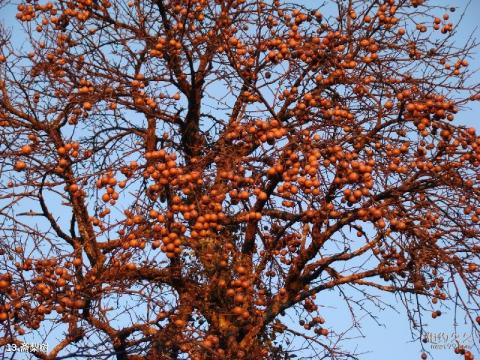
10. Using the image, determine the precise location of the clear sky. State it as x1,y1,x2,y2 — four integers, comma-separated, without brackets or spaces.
0,1,479,359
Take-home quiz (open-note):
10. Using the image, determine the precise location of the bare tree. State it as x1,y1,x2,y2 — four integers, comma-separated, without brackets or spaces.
0,0,480,359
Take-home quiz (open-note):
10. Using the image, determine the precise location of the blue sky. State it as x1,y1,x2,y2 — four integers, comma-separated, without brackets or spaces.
1,1,479,359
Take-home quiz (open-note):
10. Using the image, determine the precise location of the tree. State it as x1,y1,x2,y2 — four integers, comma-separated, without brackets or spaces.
0,0,480,358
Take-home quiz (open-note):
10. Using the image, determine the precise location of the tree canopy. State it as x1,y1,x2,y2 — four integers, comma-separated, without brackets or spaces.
0,0,480,359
